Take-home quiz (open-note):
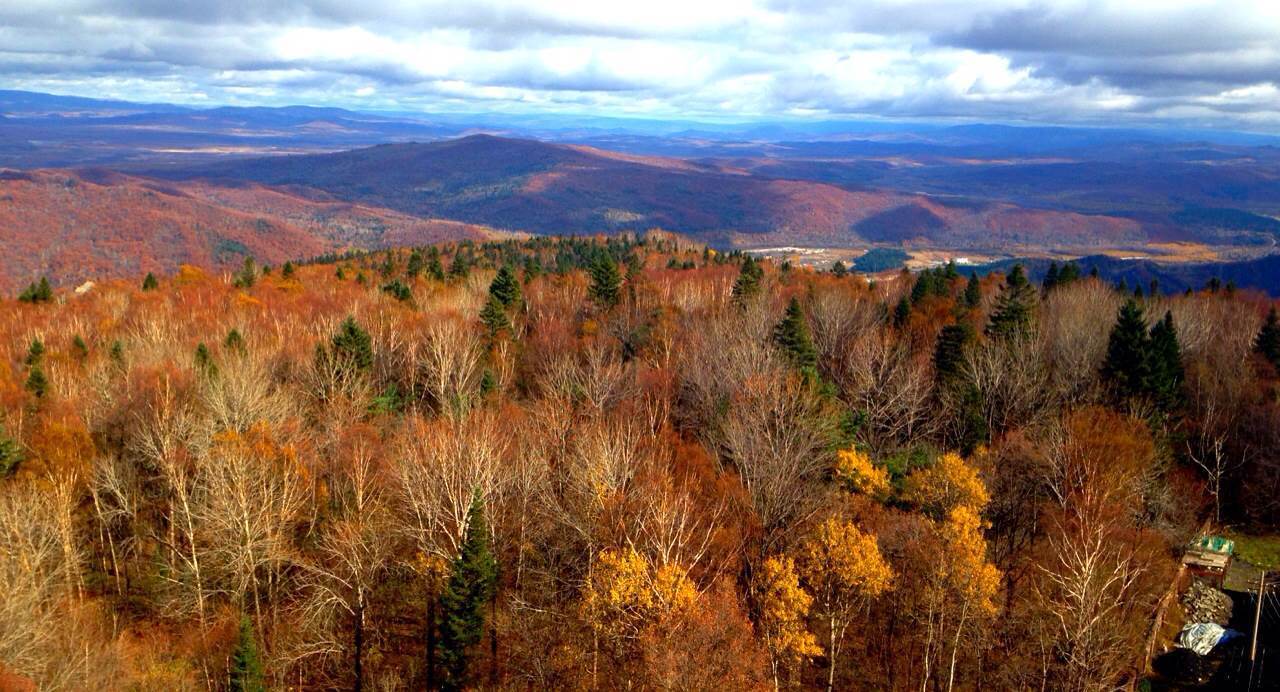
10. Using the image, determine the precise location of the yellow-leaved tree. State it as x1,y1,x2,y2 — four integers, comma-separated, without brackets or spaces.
833,447,891,501
755,555,821,690
796,518,893,692
905,451,989,518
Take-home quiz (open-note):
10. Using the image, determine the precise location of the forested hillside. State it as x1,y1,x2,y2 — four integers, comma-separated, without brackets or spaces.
1,234,1278,690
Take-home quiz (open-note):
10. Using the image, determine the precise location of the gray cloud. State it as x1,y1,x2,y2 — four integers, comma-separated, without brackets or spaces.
0,1,1278,130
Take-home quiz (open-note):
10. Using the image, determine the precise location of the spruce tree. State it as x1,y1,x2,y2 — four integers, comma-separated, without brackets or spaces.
588,254,622,309
488,265,521,308
25,339,44,367
225,328,247,355
985,264,1035,340
479,296,511,339
194,343,217,377
1059,262,1081,285
142,272,159,291
1256,307,1280,368
731,256,764,304
773,298,818,374
1101,299,1151,401
405,250,424,278
893,296,911,328
1148,310,1184,411
281,261,296,279
439,492,498,691
71,335,88,361
427,256,446,282
963,272,982,309
1043,262,1060,292
832,261,847,278
25,366,47,398
330,317,373,373
933,323,973,385
229,616,266,692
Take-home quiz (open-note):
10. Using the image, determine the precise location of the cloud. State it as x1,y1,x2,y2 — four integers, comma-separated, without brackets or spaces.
0,0,1278,130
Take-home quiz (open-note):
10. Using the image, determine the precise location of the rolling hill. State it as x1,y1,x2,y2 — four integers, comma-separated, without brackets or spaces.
0,169,502,293
146,134,1159,251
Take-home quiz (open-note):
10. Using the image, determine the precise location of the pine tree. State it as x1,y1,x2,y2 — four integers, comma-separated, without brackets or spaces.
985,265,1035,340
731,256,764,304
773,298,818,375
405,250,423,278
588,254,622,309
142,272,159,291
229,616,266,692
1101,299,1151,401
1256,307,1280,368
18,277,53,303
479,296,511,339
933,323,973,385
963,273,982,309
109,340,125,366
0,426,21,477
893,296,911,328
225,328,247,355
281,261,296,279
330,317,373,373
439,492,499,691
1148,310,1184,411
25,366,47,398
25,339,44,367
194,343,217,377
832,261,847,278
1059,262,1081,285
71,335,88,361
427,256,446,282
381,280,412,301
1043,262,1060,292
489,265,521,308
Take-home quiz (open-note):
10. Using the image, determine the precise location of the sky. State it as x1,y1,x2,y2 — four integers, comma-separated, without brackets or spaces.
2,0,1280,131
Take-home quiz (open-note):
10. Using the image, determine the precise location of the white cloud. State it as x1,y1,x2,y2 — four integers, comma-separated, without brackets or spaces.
0,0,1278,129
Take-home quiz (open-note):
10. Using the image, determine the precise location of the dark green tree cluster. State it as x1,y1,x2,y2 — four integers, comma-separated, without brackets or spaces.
1101,299,1184,411
233,257,258,289
589,253,623,309
281,261,296,279
438,493,498,691
909,264,958,306
985,265,1036,340
731,256,765,304
1041,261,1081,292
229,616,266,692
317,316,374,377
142,272,159,291
831,261,848,278
405,250,424,279
773,297,818,378
0,425,22,477
1256,307,1280,369
18,277,53,303
963,272,982,309
24,338,47,399
381,280,412,302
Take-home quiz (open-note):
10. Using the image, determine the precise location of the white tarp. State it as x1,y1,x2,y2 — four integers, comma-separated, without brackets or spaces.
1177,623,1240,656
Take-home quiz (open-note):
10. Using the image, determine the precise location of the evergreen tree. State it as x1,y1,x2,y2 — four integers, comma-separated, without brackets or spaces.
963,273,982,309
109,340,125,366
773,298,818,374
893,296,911,328
489,265,521,308
18,277,53,303
25,339,44,367
229,616,266,692
405,250,423,278
427,256,446,282
142,272,159,291
731,256,764,303
330,317,374,373
381,280,412,301
933,323,973,385
1059,262,1081,285
1148,310,1184,411
1043,262,1060,292
1256,307,1280,368
71,335,88,361
225,328,247,355
831,261,847,278
194,343,217,377
1101,299,1151,401
439,492,499,691
449,252,472,279
0,426,22,477
25,366,47,398
985,265,1036,340
588,254,622,309
479,296,511,339
281,261,296,279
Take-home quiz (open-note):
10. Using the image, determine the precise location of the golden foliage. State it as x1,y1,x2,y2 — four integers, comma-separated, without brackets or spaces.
905,451,990,517
796,518,893,604
755,555,821,668
834,447,891,501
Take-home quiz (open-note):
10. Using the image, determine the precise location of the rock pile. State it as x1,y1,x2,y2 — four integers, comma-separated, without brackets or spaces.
1182,578,1233,625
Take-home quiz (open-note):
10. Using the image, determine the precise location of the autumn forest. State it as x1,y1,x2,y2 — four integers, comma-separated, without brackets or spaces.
2,233,1279,691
